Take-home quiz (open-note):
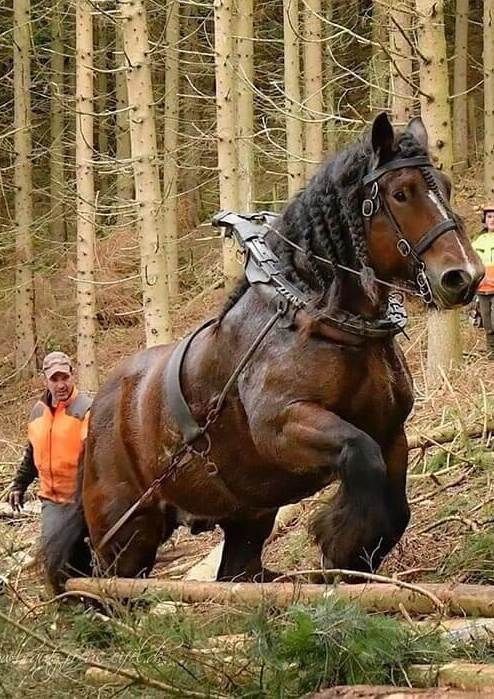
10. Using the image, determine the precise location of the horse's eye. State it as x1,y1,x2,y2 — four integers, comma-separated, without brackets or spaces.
393,191,407,203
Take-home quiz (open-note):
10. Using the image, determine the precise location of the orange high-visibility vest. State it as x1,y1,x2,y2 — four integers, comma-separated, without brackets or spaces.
27,387,91,503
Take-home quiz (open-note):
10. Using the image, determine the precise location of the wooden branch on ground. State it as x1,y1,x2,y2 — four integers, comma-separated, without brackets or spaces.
66,578,494,618
409,662,494,690
408,421,494,450
311,687,485,698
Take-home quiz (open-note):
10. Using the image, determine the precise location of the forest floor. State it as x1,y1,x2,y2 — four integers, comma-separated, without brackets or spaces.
1,169,494,696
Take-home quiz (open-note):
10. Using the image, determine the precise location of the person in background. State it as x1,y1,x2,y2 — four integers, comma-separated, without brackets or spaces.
6,351,92,590
472,205,494,358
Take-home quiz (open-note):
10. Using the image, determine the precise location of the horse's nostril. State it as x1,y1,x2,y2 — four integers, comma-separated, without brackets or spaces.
440,269,472,294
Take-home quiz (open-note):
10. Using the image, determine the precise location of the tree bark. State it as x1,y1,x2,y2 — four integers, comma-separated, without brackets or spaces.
304,0,323,178
118,0,171,345
369,0,389,115
452,0,469,174
389,0,414,124
236,0,255,211
484,0,494,198
163,0,180,299
324,0,336,154
14,0,37,378
115,27,133,222
75,0,98,392
283,0,304,196
416,0,462,382
214,0,241,290
50,1,66,242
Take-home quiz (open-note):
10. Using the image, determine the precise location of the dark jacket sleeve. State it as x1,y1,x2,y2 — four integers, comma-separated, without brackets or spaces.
12,442,38,492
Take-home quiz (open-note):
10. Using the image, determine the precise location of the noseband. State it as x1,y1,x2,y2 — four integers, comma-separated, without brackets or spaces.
362,155,458,304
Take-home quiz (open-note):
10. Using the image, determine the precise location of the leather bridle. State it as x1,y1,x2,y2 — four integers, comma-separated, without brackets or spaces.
361,155,458,305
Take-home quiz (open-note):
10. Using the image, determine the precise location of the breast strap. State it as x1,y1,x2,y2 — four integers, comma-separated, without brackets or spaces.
165,317,217,444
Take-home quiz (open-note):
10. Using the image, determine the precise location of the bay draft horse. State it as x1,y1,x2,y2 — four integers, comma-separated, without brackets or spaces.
48,114,484,590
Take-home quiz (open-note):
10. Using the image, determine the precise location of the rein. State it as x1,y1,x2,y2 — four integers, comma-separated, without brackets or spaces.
97,152,456,551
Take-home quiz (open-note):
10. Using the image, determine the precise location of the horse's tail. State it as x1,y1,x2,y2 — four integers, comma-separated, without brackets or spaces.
43,447,91,593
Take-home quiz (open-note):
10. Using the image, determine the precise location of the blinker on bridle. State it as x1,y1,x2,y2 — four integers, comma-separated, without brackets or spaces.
361,155,458,305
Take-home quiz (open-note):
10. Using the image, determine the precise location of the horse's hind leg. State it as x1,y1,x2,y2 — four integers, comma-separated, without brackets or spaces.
217,510,278,581
311,430,410,574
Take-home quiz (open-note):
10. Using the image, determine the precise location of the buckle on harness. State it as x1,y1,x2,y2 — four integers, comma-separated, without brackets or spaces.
397,238,412,257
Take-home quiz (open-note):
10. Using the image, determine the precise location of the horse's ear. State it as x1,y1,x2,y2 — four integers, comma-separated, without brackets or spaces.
371,112,395,164
405,116,429,151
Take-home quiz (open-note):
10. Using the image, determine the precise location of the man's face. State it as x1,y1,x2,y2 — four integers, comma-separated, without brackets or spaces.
485,211,494,231
45,371,75,404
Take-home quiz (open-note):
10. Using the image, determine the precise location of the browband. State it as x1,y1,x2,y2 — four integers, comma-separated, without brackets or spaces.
362,156,432,186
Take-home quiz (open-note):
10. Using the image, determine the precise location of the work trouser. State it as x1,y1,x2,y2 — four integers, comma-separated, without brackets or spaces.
478,294,494,354
40,499,90,592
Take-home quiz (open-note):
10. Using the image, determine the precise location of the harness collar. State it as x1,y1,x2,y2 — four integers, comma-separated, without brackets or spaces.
213,210,404,339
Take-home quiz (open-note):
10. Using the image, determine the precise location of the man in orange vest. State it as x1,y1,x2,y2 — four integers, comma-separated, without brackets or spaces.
7,351,92,589
473,205,494,358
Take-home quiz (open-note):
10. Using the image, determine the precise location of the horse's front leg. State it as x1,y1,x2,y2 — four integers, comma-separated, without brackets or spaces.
255,401,400,573
311,425,410,574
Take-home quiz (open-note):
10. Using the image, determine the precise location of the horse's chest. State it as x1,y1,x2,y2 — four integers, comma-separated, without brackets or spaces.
345,350,413,439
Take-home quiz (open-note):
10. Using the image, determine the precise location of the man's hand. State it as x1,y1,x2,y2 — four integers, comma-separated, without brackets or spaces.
7,489,24,512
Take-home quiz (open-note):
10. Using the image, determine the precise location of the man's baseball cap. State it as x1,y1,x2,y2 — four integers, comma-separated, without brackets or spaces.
483,203,494,218
42,351,73,379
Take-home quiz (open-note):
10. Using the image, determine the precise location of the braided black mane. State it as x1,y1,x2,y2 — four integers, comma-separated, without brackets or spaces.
220,127,428,319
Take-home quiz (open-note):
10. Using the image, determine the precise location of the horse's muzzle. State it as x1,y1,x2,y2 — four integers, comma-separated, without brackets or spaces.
432,265,485,308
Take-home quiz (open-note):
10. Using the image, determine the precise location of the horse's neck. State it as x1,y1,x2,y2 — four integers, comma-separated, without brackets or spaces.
330,274,389,321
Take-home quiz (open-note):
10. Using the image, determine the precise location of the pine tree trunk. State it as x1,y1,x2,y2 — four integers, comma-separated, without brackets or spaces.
369,0,389,115
50,2,66,242
236,0,254,211
118,0,171,345
14,0,37,378
324,0,336,154
416,0,462,383
452,0,469,174
284,0,304,196
75,0,99,392
115,28,133,222
214,0,241,289
484,0,494,198
163,0,180,299
389,0,414,124
96,15,108,155
304,0,323,178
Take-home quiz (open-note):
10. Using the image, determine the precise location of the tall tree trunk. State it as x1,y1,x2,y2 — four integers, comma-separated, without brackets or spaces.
14,0,36,378
304,0,323,178
284,0,304,196
163,0,180,299
50,1,66,242
369,0,389,115
118,0,171,345
416,0,461,383
96,14,108,158
214,0,241,289
324,0,336,154
75,0,98,392
484,0,494,199
236,0,254,211
115,27,133,222
452,0,469,174
389,0,414,124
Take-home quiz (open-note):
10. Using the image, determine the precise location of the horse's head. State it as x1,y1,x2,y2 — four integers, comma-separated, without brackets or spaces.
363,113,484,308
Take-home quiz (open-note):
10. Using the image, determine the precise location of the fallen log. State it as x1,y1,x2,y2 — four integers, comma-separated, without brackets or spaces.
311,686,490,698
407,421,494,451
66,579,494,617
409,662,494,690
419,617,494,643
